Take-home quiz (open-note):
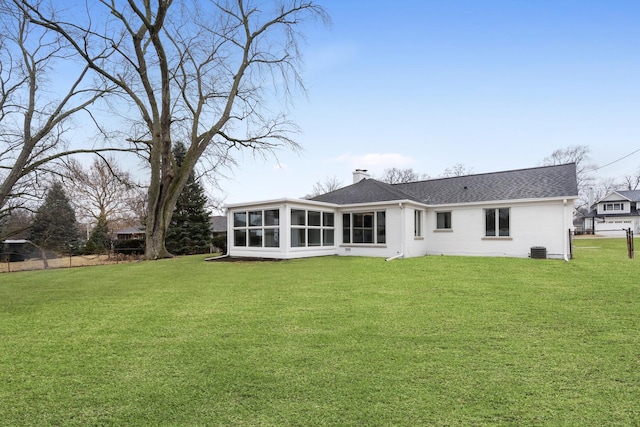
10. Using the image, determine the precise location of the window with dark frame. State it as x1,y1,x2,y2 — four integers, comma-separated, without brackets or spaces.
342,211,386,244
485,208,510,237
233,209,280,248
436,212,451,230
290,209,335,248
603,203,623,211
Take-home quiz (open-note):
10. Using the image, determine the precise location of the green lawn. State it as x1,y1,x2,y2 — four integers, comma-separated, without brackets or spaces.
0,238,638,426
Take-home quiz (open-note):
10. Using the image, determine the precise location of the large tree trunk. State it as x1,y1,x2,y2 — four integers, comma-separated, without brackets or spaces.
145,217,171,260
38,246,49,270
144,152,197,260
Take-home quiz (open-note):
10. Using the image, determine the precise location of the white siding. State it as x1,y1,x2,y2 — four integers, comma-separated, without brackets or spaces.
336,204,404,259
424,199,572,259
228,201,338,259
227,197,575,260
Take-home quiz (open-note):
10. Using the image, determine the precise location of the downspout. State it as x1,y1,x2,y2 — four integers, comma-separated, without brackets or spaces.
563,199,570,262
206,208,231,261
386,202,405,261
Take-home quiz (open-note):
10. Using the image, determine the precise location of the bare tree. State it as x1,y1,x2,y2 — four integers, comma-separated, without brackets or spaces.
0,1,128,217
61,156,142,233
379,167,428,184
0,207,31,240
622,169,640,191
589,178,624,202
542,145,596,209
442,163,473,178
305,175,342,198
23,0,328,259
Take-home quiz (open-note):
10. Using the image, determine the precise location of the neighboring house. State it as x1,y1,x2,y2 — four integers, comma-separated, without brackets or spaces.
2,239,30,262
583,190,640,237
115,226,145,240
210,215,227,238
226,163,578,260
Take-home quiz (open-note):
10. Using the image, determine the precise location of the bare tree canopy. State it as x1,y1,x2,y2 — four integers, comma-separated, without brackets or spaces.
542,145,596,210
379,167,429,184
61,156,142,232
0,1,128,217
21,0,329,259
622,169,640,191
305,175,342,198
442,163,473,178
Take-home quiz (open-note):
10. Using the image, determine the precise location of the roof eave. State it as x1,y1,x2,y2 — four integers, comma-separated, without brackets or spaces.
225,197,339,210
424,195,579,208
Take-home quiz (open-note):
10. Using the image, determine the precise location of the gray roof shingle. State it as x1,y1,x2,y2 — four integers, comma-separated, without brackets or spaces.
311,178,420,204
617,190,640,202
311,163,578,205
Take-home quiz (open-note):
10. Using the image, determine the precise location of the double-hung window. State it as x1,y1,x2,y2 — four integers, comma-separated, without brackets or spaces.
342,211,386,244
485,208,510,237
233,209,280,247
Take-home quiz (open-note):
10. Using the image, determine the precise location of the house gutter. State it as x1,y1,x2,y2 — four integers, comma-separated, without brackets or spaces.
204,253,229,261
386,202,406,261
205,208,232,261
563,199,570,262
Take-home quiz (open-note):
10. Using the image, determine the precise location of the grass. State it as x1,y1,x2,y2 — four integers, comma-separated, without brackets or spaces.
0,238,638,426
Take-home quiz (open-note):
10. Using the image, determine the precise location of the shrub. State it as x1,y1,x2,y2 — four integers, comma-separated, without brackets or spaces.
113,239,145,255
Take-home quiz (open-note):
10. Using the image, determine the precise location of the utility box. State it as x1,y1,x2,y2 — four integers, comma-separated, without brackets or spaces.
530,246,547,259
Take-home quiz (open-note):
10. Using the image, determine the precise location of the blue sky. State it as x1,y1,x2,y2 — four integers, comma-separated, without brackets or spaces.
217,0,640,204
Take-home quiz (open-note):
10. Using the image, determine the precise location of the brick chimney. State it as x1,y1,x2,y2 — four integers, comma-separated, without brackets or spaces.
353,169,370,183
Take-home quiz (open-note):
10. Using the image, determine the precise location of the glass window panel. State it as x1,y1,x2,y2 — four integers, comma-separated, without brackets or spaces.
353,229,364,243
249,211,262,227
363,229,374,243
308,211,321,227
308,229,321,246
249,229,262,247
264,229,279,247
234,229,246,246
414,210,421,236
485,209,496,236
264,209,279,226
233,212,246,227
323,229,334,246
291,228,306,247
363,213,373,228
353,213,364,228
437,212,451,229
377,211,386,243
342,214,350,243
291,209,306,226
499,208,510,236
323,212,334,227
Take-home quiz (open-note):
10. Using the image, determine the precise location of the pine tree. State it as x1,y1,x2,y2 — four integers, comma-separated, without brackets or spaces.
85,214,110,254
29,182,80,266
165,143,212,255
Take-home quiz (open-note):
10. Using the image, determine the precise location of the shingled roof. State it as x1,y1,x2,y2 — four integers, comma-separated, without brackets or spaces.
311,163,578,205
616,190,640,202
311,177,421,204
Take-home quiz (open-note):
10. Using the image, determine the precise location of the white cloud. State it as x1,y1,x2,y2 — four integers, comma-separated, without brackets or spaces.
331,152,416,174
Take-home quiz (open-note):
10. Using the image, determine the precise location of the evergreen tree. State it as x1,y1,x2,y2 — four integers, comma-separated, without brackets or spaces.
85,214,110,254
29,182,80,265
165,143,212,255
